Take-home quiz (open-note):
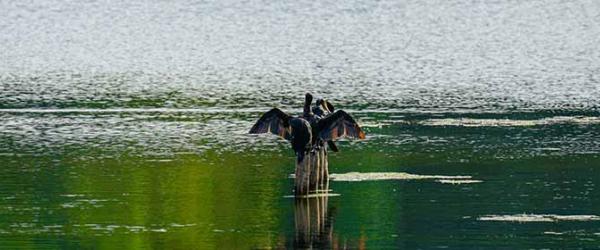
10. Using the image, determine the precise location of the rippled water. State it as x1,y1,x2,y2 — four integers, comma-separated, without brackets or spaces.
1,0,600,248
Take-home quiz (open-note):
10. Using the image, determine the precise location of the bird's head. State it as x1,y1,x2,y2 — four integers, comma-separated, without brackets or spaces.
303,93,314,116
305,93,313,104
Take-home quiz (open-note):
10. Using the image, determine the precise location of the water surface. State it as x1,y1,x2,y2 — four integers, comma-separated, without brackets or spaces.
1,0,600,248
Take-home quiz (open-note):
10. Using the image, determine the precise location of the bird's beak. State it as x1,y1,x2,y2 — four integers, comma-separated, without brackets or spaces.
321,100,330,112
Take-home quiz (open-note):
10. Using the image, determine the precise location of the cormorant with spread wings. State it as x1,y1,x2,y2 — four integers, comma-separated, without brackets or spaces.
249,93,365,162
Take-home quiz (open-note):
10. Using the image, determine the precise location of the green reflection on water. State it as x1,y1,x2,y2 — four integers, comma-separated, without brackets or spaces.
0,151,292,249
1,121,600,249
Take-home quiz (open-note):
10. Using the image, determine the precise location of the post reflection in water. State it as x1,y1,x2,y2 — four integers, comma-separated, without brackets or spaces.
294,194,334,249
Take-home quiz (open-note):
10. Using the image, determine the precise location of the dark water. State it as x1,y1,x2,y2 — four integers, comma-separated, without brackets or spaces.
2,0,600,249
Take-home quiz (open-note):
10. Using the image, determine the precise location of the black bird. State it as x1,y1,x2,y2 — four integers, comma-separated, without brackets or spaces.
249,93,365,162
312,98,335,118
311,97,339,152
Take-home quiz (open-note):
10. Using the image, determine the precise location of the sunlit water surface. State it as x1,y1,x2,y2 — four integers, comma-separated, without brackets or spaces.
1,0,600,249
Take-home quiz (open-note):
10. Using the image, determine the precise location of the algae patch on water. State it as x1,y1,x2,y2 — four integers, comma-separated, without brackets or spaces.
478,214,600,222
289,172,479,184
283,193,341,198
328,172,472,182
437,179,483,184
421,116,600,127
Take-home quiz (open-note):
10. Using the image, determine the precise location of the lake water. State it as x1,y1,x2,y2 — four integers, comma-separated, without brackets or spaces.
1,0,600,248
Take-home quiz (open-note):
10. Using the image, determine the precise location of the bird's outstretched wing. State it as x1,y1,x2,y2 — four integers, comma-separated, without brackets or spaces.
249,108,292,140
316,110,365,141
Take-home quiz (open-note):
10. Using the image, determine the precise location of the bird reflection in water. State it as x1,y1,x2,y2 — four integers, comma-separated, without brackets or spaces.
294,194,333,249
290,193,367,250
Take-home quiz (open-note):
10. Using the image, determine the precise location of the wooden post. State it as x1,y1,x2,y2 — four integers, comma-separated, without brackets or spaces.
295,144,330,196
309,150,320,192
294,153,311,196
319,147,329,190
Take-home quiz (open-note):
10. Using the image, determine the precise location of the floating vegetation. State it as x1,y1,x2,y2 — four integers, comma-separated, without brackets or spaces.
60,194,85,198
422,116,600,127
283,193,340,199
543,231,600,237
436,179,483,184
543,231,564,235
478,214,600,222
329,172,472,182
145,159,173,162
0,223,197,235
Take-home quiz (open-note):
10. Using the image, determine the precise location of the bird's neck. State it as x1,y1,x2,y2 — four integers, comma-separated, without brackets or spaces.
303,105,312,117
